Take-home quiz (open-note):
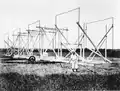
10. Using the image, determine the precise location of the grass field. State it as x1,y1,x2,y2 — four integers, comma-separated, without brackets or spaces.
0,49,120,91
1,71,120,90
0,59,120,91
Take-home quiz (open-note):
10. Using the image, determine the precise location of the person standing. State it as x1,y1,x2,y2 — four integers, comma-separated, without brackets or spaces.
70,52,78,72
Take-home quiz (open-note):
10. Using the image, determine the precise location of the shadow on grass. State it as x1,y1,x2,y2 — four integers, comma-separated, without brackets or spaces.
1,59,65,65
0,72,120,91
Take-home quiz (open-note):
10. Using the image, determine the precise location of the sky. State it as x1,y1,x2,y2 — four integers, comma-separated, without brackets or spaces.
0,0,119,49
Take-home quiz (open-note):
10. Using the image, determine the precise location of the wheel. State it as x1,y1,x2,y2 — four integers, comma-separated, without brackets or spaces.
7,48,12,56
14,50,18,55
28,56,36,63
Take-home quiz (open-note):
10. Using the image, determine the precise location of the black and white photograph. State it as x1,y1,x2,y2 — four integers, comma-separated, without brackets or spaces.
0,0,120,90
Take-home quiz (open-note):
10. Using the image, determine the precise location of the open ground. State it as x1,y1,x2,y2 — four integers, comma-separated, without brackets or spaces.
0,50,120,91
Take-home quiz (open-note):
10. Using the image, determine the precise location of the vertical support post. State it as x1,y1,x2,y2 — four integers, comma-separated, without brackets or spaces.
56,15,60,57
60,42,62,57
41,31,44,54
13,32,14,48
112,17,114,50
85,23,87,48
66,29,68,41
12,29,17,55
85,24,87,47
13,30,15,54
52,32,54,49
105,25,107,58
43,33,44,53
55,16,57,57
55,29,56,50
79,34,82,57
28,25,30,55
83,23,85,59
41,30,43,55
78,7,80,56
7,33,9,52
39,20,41,57
55,7,80,57
59,31,61,57
60,31,62,57
58,28,60,57
80,44,82,57
18,28,21,56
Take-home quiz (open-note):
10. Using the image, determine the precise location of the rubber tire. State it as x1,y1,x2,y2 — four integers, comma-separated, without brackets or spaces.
28,56,36,63
14,50,18,55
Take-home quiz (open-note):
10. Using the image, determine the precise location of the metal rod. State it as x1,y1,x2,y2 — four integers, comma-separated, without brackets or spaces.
86,17,113,25
27,20,40,55
4,40,11,47
78,7,81,56
39,20,41,57
56,25,83,60
28,25,30,54
58,25,60,57
63,35,84,58
98,25,113,47
112,17,114,50
4,33,8,48
42,31,44,55
105,25,107,58
36,26,68,31
40,27,58,57
77,22,97,49
55,7,80,57
88,48,111,63
83,23,85,59
28,20,39,27
85,17,113,60
55,25,70,45
55,16,57,49
77,22,112,63
13,31,14,49
61,42,62,57
91,38,107,60
55,7,79,17
60,31,62,57
62,34,84,58
88,25,113,58
18,28,21,56
8,33,9,49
